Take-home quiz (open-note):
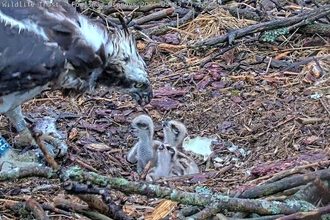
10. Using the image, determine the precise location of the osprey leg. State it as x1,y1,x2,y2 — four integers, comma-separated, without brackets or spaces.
4,105,36,147
33,117,68,158
4,106,68,157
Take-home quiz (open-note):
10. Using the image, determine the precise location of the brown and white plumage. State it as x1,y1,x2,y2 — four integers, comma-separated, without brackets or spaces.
146,143,175,182
146,143,199,182
162,120,187,150
127,115,160,173
0,0,152,101
0,0,153,155
170,146,199,176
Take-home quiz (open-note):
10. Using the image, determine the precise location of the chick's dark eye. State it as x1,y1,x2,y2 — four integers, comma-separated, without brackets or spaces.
171,125,179,134
137,122,148,129
168,147,175,154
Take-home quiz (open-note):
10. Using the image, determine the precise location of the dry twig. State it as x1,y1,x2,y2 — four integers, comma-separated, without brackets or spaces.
34,132,59,169
24,198,50,220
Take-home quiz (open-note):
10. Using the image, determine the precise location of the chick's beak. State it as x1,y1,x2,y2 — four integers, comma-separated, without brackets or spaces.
162,121,169,128
129,125,136,133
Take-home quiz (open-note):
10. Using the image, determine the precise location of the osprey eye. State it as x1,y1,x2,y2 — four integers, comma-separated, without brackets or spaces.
135,83,144,88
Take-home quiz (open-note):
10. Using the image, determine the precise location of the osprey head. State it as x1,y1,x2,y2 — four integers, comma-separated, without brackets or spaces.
98,29,153,106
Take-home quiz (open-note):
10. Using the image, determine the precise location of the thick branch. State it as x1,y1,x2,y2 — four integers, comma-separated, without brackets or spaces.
223,6,262,21
63,181,134,220
277,204,330,220
143,9,197,36
24,198,50,220
194,5,330,47
133,8,174,25
298,23,330,36
62,167,316,216
239,169,330,199
0,166,321,216
102,3,168,15
291,179,330,205
0,166,57,181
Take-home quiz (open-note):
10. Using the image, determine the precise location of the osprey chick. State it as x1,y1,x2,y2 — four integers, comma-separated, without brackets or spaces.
162,120,187,151
146,143,175,182
127,115,160,174
0,0,153,154
170,145,199,176
146,143,199,182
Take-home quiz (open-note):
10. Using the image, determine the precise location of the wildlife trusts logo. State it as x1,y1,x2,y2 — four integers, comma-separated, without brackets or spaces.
1,1,60,7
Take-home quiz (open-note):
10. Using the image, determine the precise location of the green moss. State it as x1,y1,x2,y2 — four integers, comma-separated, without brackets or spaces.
99,0,112,4
8,167,20,179
321,214,330,220
179,194,204,206
65,166,84,182
48,169,57,179
140,183,149,193
260,28,290,42
89,172,109,186
285,199,315,211
214,194,230,202
115,177,129,186
260,200,281,214
195,186,212,195
170,190,179,199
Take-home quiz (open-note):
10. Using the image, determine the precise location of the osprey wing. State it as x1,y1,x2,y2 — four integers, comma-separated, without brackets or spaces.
0,0,108,96
0,0,153,105
0,19,66,96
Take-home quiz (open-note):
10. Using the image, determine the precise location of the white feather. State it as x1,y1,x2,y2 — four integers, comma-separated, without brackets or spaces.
0,11,49,39
43,9,107,52
77,16,107,51
105,30,149,82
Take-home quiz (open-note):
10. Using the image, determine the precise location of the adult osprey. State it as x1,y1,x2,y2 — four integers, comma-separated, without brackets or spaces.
0,0,153,155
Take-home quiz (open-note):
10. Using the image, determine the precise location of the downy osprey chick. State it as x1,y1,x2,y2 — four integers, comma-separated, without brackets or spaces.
146,143,175,182
146,143,199,181
127,115,160,173
162,120,188,150
0,0,153,156
170,144,199,176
